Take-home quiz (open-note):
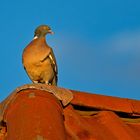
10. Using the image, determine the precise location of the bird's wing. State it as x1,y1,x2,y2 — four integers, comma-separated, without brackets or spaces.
40,48,58,80
49,48,58,73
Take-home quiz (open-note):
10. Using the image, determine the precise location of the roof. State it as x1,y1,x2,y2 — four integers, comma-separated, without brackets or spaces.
0,84,140,140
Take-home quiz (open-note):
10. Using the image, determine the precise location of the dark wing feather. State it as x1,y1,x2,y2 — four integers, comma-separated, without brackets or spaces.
40,47,58,83
49,48,58,83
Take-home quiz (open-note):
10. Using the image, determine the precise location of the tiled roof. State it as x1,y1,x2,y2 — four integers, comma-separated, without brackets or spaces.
0,84,140,140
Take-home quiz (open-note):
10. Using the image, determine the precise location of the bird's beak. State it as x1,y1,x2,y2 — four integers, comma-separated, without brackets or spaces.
48,30,54,34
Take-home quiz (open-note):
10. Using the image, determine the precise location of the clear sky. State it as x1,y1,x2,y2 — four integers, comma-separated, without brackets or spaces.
0,0,140,101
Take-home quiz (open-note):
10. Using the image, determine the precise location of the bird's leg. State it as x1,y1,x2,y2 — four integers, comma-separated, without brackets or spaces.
45,81,49,85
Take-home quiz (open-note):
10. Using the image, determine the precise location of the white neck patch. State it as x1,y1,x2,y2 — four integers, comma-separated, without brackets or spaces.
33,36,38,40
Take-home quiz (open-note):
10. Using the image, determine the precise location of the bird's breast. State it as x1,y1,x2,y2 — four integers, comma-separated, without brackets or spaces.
22,42,51,65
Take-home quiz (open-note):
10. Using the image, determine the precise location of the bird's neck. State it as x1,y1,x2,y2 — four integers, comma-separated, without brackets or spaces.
33,36,47,45
33,32,47,39
33,36,45,41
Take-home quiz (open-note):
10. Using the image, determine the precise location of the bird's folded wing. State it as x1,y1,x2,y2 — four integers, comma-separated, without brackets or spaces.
49,48,58,83
49,48,58,73
40,48,58,74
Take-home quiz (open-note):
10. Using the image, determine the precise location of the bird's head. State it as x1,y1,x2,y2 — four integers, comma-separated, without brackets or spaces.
34,25,54,39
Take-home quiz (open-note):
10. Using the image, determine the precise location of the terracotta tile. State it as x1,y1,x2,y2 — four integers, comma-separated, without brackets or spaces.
1,85,140,140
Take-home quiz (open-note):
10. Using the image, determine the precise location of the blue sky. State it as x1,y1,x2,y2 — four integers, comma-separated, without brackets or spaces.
0,0,140,101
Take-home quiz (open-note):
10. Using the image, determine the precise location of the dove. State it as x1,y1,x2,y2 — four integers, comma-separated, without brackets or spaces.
22,25,58,85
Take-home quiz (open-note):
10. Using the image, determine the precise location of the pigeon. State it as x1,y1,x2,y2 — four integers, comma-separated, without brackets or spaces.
22,25,58,85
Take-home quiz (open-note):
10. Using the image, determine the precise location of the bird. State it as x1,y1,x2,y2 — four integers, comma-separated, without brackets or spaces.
22,25,58,85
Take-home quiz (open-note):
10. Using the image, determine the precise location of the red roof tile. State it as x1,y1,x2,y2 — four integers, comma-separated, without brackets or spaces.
71,90,140,115
0,84,140,140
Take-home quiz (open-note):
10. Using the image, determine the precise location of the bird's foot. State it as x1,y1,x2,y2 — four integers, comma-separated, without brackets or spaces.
33,81,39,84
45,81,49,85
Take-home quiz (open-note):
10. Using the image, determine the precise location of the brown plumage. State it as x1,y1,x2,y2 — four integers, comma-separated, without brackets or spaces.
22,25,58,85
